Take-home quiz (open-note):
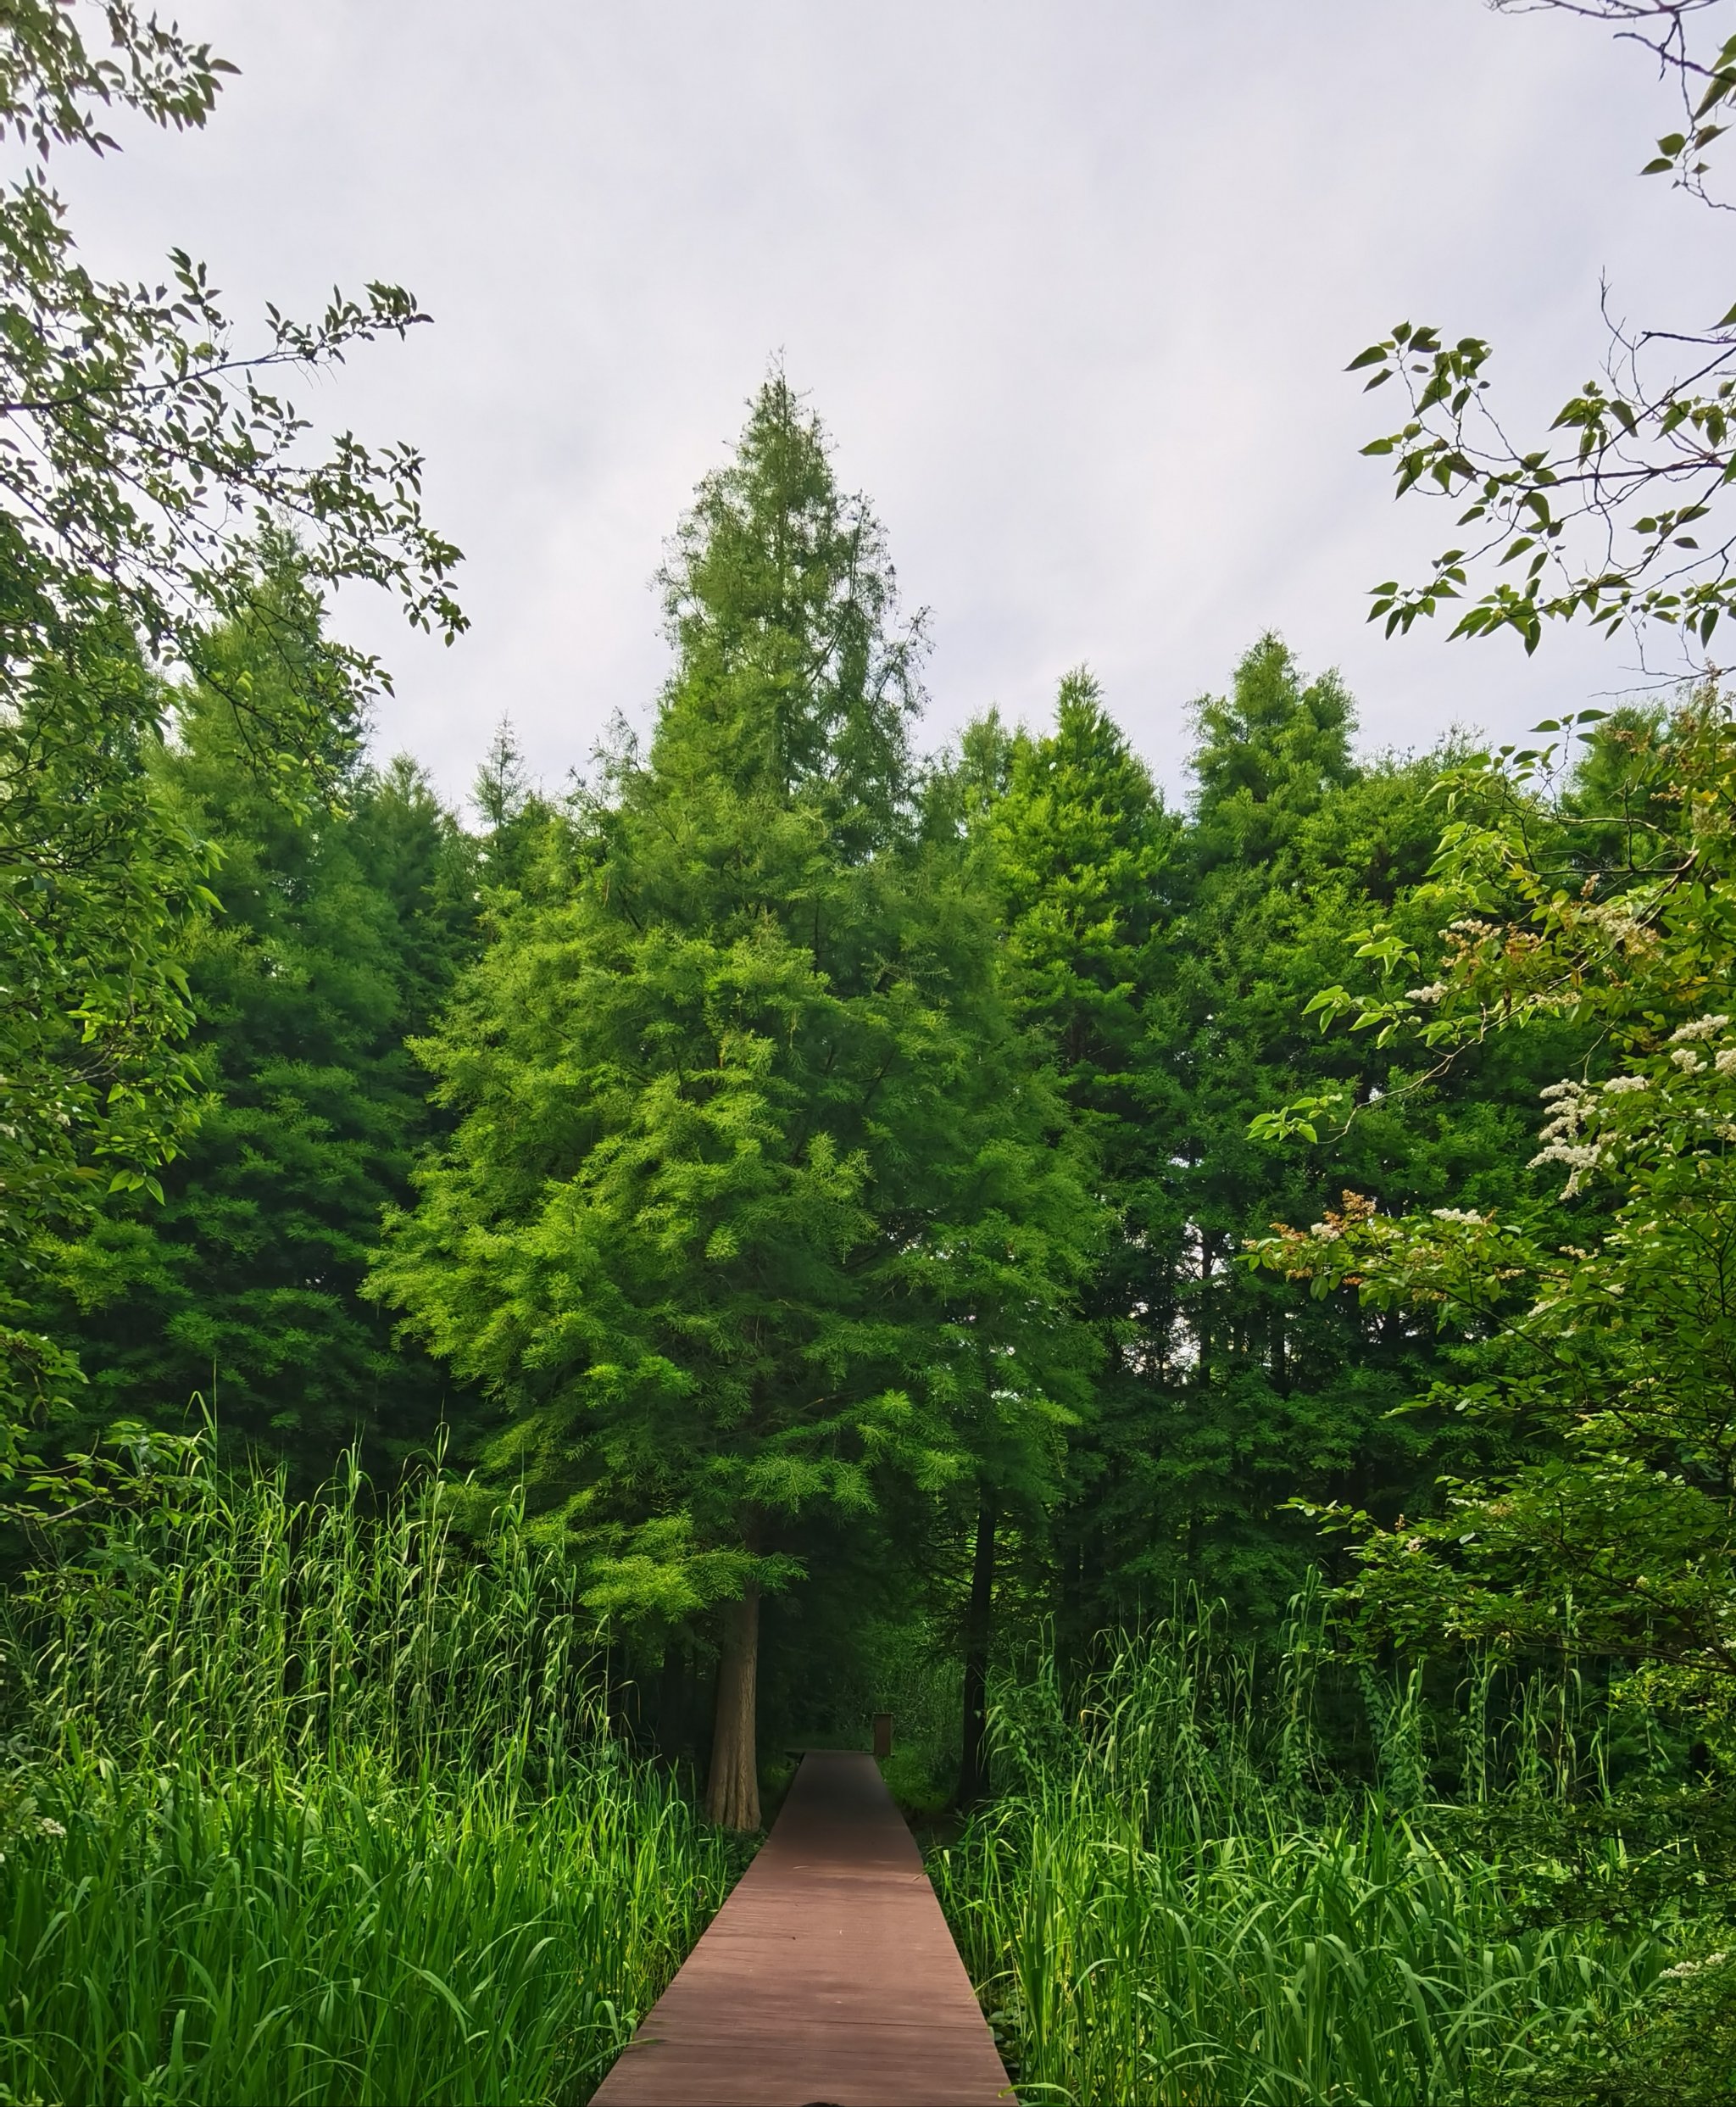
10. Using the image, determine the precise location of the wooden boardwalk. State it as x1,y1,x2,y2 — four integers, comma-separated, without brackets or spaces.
592,1751,1015,2107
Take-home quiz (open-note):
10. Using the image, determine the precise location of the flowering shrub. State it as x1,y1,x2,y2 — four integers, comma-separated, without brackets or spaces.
1249,695,1736,1752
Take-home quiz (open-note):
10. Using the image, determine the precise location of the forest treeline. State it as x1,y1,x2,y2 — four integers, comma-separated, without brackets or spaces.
11,6,1736,2099
19,376,1605,1819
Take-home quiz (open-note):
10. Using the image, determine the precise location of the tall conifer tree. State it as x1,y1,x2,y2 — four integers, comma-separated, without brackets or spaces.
949,672,1171,1775
374,378,1099,1826
38,563,478,1473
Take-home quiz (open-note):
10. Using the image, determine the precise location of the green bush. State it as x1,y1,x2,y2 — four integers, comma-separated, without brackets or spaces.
1501,1950,1736,2107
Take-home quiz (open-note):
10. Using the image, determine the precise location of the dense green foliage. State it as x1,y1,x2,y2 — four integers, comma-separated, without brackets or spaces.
31,574,479,1472
0,1434,733,2106
10,4,1736,2098
20,365,1731,2094
938,1616,1702,2107
1251,694,1736,1758
0,1,460,1466
370,381,1103,1821
952,638,1574,1650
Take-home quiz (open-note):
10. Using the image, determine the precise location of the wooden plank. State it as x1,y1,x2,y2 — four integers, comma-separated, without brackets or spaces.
592,1750,1015,2107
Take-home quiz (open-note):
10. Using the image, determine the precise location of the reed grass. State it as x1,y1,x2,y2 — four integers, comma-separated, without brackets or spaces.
935,1602,1671,2107
0,1447,1694,2105
0,1438,736,2106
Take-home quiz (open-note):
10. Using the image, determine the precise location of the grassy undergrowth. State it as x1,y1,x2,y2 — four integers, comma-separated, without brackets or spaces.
9,1443,1729,2105
0,1441,736,2106
936,1604,1714,2107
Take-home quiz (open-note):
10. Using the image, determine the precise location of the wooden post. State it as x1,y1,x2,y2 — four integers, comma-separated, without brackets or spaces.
872,1711,893,1761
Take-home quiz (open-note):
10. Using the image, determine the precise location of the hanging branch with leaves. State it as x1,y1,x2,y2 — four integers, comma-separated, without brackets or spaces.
1353,0,1736,659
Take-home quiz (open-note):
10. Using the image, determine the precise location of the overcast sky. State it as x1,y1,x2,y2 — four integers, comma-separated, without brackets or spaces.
59,1,1731,809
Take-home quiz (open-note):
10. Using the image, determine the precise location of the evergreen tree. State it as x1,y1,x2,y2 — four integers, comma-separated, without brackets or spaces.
949,672,1177,1710
1252,693,1736,1743
1188,633,1357,868
1131,644,1450,1619
964,638,1572,1637
1143,641,1583,1623
37,570,478,1474
372,378,1100,1826
470,717,566,899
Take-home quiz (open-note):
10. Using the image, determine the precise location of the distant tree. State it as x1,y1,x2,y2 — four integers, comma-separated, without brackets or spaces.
1149,641,1575,1621
472,720,534,835
1253,696,1736,1747
1188,638,1357,866
1248,0,1736,1758
960,642,1573,1634
946,672,1176,1670
373,379,1100,1828
33,561,478,1475
469,716,567,901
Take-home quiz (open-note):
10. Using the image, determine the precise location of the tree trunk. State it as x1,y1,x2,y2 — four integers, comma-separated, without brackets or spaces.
1197,1236,1214,1387
1057,1505,1084,1699
956,1495,999,1806
704,1581,761,1830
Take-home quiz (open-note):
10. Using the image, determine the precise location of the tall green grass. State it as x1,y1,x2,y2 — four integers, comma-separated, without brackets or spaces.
0,1440,736,2105
935,1603,1671,2107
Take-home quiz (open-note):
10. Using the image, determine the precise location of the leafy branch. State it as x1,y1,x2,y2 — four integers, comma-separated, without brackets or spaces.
1355,1,1736,660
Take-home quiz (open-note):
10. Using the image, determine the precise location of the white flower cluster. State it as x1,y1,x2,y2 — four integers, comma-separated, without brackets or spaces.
1651,1017,1736,1082
1531,1140,1600,1185
1431,1208,1487,1226
1406,982,1449,1005
1309,1221,1341,1242
1660,1950,1728,1982
1527,1017,1736,1191
1662,1017,1736,1086
1532,1082,1604,1193
1577,900,1653,948
1537,1079,1594,1134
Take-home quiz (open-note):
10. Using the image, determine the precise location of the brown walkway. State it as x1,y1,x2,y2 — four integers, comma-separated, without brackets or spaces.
592,1751,1015,2107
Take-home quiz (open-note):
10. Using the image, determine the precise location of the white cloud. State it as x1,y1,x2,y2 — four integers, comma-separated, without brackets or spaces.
54,0,1722,804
